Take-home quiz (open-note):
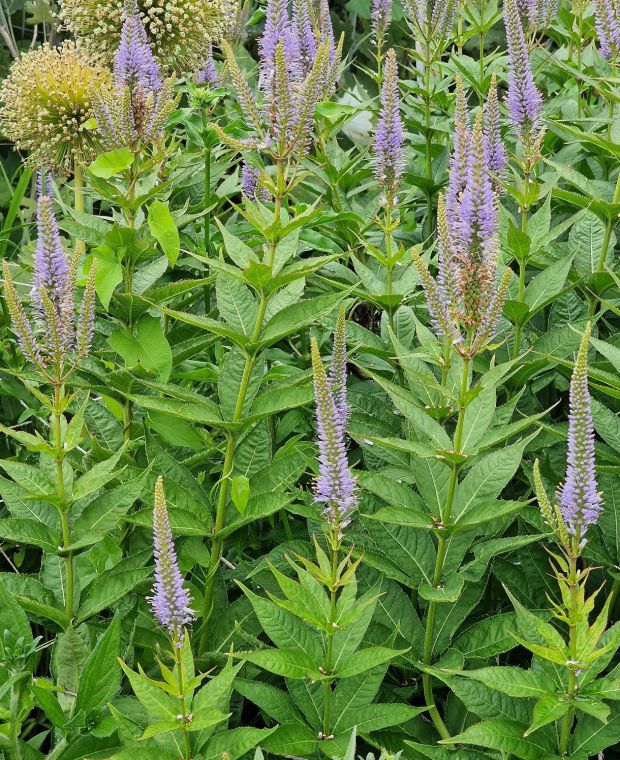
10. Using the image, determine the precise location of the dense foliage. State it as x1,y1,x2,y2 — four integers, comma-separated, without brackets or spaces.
0,1,620,758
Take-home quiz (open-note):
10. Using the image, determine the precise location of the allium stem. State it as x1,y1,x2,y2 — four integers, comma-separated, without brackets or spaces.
422,353,470,741
73,163,85,259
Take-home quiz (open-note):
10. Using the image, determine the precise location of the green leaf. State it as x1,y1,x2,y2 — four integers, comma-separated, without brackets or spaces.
77,568,150,623
0,518,59,552
72,447,125,500
461,666,557,698
260,291,349,346
216,273,258,336
0,578,32,652
525,694,568,736
216,219,257,268
93,244,123,310
148,200,180,265
135,315,173,381
75,615,121,715
335,646,408,678
119,661,178,720
231,475,251,514
240,648,318,679
524,255,574,314
88,148,133,178
453,614,518,659
443,718,559,760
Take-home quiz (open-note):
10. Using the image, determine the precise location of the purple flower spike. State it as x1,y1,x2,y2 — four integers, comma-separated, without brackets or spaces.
294,0,318,70
504,0,543,149
458,112,498,258
372,0,392,42
593,0,620,61
115,1,161,93
197,43,218,85
445,76,471,232
311,326,357,535
149,476,195,646
484,75,506,181
373,48,405,201
558,324,602,538
328,308,349,432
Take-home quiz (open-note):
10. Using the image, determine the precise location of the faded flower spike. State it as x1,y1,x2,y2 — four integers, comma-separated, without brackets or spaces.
60,0,226,75
373,48,405,202
149,476,195,645
504,0,544,155
593,0,620,61
0,43,106,173
558,324,602,538
311,324,357,535
92,3,176,149
404,0,456,43
516,0,558,37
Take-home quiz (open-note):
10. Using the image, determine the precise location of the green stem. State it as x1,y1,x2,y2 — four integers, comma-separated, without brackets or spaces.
73,163,85,260
9,676,23,760
123,163,138,442
422,355,470,741
512,170,531,358
54,382,73,620
199,187,282,651
322,541,339,737
596,170,620,274
423,46,434,240
174,644,192,760
559,551,579,755
203,113,212,256
479,0,486,102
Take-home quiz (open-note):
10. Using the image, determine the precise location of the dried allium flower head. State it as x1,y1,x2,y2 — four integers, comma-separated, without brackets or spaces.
311,312,357,535
413,105,508,357
2,174,97,370
593,0,620,61
0,43,106,173
92,2,176,148
149,476,195,646
373,48,405,201
60,0,226,74
504,0,545,156
558,323,602,538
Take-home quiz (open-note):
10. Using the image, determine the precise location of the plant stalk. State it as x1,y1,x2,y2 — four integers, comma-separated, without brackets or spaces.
322,539,339,737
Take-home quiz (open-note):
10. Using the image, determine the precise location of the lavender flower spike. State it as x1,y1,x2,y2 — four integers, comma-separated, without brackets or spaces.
373,48,405,201
115,0,161,93
593,0,620,61
311,332,357,534
149,476,195,645
328,308,349,431
558,323,602,538
504,0,543,148
484,75,506,181
372,0,392,43
445,75,471,231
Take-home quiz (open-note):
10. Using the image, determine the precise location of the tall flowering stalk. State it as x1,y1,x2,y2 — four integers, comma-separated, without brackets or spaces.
217,0,342,201
504,0,545,354
533,323,603,754
199,2,342,652
2,176,97,621
402,0,456,237
92,2,177,150
149,476,196,647
413,98,509,362
310,310,357,737
372,48,405,329
372,0,392,78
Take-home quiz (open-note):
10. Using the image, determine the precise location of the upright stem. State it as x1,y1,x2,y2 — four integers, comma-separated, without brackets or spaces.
203,111,212,256
199,183,283,652
174,644,192,760
54,381,73,620
559,550,579,755
596,170,620,274
9,675,23,760
422,354,470,741
123,163,138,442
322,540,339,737
478,0,486,102
512,170,531,358
73,163,85,259
423,44,434,240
